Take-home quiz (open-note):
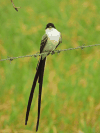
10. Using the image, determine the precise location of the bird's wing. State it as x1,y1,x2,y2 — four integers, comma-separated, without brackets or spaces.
40,34,48,53
36,34,48,71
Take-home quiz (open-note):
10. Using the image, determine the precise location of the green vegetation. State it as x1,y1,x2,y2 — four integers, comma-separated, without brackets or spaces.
0,0,100,132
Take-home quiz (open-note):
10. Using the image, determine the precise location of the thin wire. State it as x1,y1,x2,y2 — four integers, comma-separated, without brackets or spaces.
0,44,100,62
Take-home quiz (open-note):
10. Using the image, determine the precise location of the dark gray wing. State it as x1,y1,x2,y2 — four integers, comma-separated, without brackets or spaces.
40,34,48,53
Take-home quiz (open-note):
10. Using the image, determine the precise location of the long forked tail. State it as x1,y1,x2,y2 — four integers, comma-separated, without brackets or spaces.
36,57,46,131
25,57,46,130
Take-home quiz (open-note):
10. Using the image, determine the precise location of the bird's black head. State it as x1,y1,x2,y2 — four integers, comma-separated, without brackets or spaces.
45,23,56,29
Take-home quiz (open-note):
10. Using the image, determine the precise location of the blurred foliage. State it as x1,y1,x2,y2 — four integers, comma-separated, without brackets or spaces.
0,0,100,133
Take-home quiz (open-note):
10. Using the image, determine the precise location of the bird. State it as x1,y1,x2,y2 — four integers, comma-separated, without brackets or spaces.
25,23,62,132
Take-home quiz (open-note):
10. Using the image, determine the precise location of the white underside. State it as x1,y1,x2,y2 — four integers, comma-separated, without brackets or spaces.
42,28,61,59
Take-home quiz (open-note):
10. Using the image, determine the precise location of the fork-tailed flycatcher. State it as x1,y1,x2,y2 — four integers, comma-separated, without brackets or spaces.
25,23,62,132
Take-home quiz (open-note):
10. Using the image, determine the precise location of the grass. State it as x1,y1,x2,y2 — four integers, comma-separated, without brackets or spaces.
0,0,100,132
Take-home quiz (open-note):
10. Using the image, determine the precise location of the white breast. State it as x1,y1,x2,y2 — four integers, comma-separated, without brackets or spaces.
46,28,60,42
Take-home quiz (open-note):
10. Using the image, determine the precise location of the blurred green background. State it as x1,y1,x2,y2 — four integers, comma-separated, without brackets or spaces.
0,0,100,133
